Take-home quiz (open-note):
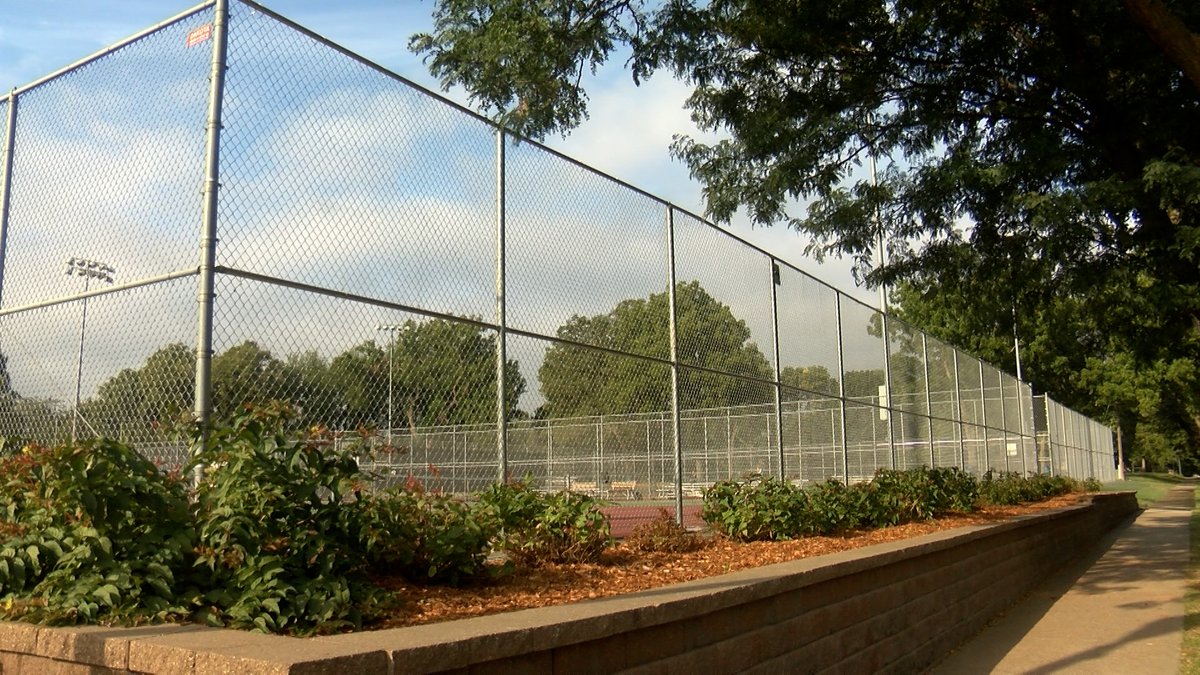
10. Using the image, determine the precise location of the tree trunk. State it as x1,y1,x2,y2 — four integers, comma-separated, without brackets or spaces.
1123,0,1200,93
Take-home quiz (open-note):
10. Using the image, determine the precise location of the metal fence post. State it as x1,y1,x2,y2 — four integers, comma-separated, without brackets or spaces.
1016,380,1030,475
881,313,896,469
495,128,508,483
998,375,1010,473
666,206,684,524
0,91,16,309
192,0,230,484
769,259,784,480
922,333,934,467
979,361,990,473
952,349,966,471
834,293,850,481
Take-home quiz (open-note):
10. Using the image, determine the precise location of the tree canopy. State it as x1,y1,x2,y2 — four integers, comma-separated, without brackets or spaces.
538,281,773,417
73,319,525,443
413,0,1200,463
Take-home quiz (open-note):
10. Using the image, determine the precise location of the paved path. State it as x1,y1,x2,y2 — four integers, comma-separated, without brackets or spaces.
929,485,1194,674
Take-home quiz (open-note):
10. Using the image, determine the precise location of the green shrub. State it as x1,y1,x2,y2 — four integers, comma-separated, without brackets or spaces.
703,468,984,541
865,467,979,527
189,403,380,634
930,467,980,513
479,480,611,566
477,477,546,533
803,479,870,533
0,437,194,625
979,471,1077,506
625,508,703,553
702,475,806,541
360,488,497,585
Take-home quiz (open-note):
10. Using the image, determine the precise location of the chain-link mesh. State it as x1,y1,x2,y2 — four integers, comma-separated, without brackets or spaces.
674,211,776,379
1040,396,1116,481
1,11,211,313
507,141,669,346
0,0,1116,536
219,4,498,321
925,336,961,468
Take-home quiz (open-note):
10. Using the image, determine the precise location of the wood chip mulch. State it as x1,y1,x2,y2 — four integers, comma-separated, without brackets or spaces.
368,493,1088,630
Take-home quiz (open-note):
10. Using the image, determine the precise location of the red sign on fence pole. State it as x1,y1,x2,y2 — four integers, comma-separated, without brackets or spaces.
186,24,212,48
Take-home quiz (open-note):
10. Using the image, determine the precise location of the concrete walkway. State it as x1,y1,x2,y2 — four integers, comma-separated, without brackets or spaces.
929,485,1194,674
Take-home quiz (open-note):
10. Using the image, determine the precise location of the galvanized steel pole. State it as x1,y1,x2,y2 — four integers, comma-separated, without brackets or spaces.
666,206,684,524
834,294,850,482
769,259,784,480
1016,380,1030,475
979,361,990,472
952,349,966,471
193,0,229,483
495,128,508,483
0,91,16,307
922,334,935,467
0,92,16,309
880,313,896,469
998,375,1010,472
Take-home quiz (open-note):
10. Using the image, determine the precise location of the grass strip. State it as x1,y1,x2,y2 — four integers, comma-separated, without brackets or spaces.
1181,488,1200,674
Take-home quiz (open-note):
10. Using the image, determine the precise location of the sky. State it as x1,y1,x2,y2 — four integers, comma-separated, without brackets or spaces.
0,0,909,418
0,0,878,307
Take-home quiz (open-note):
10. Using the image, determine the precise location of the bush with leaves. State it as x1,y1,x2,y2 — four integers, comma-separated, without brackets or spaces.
864,467,979,527
359,486,497,585
702,475,808,541
478,479,610,566
705,468,989,541
978,471,1078,506
802,479,871,534
0,436,194,625
189,403,381,634
625,508,703,553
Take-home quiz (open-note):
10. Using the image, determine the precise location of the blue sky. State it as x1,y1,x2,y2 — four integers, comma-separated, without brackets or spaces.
0,0,876,306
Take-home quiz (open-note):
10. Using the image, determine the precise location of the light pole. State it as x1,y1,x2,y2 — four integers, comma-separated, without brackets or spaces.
376,323,403,446
65,257,115,443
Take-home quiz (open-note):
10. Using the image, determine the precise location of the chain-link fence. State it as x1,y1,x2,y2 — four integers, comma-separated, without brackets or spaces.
0,0,1118,528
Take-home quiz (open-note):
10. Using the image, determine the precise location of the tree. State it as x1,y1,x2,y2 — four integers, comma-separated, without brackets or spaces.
780,365,840,401
77,343,194,442
79,319,527,438
413,1,1200,458
893,247,1200,470
379,318,525,431
211,341,300,420
538,281,773,417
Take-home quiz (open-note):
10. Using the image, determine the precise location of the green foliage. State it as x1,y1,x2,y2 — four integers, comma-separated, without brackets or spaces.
866,467,979,527
704,468,1070,542
701,475,806,541
538,281,773,417
414,0,1200,471
189,403,379,634
978,471,1077,506
477,477,546,532
478,480,611,566
0,437,193,625
359,488,497,586
625,508,703,554
77,318,527,443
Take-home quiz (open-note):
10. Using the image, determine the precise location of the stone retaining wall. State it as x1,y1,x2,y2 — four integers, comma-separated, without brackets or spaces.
0,492,1139,674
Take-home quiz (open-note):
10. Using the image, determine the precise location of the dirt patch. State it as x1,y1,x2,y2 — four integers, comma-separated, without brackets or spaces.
370,493,1088,629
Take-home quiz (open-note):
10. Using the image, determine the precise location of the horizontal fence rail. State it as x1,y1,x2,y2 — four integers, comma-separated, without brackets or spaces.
0,0,1117,527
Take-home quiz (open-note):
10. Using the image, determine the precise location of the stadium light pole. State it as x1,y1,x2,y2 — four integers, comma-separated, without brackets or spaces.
65,256,115,443
377,323,403,446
